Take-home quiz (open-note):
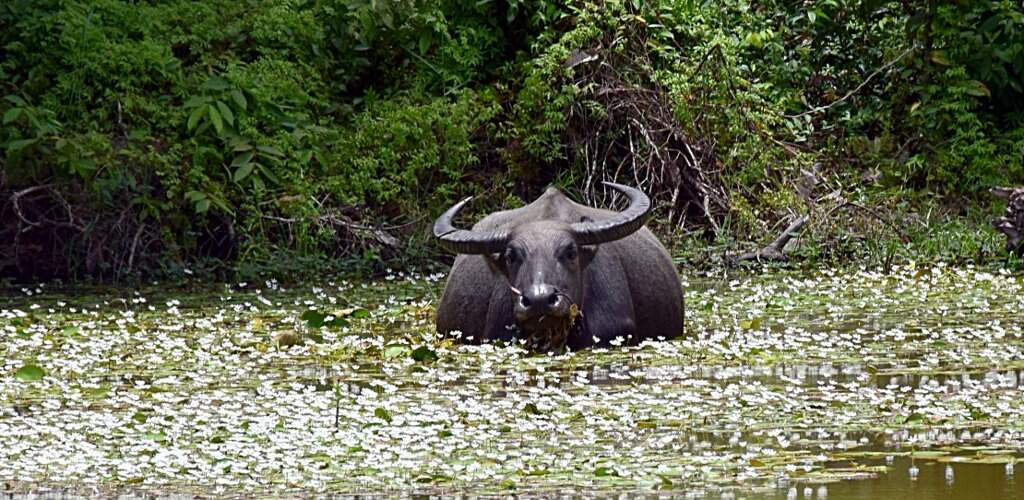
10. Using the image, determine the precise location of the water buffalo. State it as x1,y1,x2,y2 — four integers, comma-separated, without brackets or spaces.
433,182,684,351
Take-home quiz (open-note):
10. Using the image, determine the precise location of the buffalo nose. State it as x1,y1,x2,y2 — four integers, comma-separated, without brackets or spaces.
519,285,561,312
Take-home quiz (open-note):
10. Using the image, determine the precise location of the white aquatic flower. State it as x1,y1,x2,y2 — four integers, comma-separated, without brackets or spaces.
2,267,1022,493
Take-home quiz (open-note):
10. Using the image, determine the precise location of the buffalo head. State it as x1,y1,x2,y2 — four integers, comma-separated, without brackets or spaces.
433,182,652,347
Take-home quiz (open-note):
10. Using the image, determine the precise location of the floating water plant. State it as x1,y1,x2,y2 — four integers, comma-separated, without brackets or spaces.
1,266,1023,496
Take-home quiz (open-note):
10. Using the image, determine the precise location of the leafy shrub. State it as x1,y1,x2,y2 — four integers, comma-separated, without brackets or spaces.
324,91,499,214
2,0,1022,280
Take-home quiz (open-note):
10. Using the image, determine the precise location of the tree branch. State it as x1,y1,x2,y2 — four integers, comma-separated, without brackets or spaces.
10,184,58,229
732,215,809,262
784,46,915,119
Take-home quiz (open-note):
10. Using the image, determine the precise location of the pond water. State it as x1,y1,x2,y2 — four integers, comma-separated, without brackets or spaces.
1,265,1023,498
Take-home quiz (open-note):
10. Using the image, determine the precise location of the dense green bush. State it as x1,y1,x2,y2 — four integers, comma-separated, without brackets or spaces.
2,0,1022,280
0,0,537,279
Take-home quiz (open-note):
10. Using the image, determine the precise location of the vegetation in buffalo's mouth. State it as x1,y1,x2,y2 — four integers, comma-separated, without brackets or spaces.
2,1,1023,281
520,306,580,353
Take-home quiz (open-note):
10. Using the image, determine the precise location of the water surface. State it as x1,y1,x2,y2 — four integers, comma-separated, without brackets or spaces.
1,265,1023,497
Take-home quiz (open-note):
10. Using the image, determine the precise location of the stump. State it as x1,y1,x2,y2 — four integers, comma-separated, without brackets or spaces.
991,187,1024,255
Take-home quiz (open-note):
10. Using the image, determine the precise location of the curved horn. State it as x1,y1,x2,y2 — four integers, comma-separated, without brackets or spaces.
433,196,510,254
570,182,652,245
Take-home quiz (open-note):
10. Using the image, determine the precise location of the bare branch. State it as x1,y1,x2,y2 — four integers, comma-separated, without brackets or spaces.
732,215,809,262
784,47,915,119
127,223,146,274
10,184,58,229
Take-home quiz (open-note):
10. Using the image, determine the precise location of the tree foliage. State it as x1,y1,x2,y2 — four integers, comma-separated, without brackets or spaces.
1,0,1021,279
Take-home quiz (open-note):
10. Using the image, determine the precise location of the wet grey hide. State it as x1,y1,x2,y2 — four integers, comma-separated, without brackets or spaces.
434,183,684,351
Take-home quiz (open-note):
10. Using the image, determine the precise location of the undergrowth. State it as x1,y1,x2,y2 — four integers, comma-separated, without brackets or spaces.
1,0,1022,281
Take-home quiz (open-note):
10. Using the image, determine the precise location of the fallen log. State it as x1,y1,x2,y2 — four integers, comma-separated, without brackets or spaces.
731,215,809,263
992,187,1024,255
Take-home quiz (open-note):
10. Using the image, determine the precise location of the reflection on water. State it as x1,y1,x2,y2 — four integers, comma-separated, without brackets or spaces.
5,460,1021,499
799,457,1024,500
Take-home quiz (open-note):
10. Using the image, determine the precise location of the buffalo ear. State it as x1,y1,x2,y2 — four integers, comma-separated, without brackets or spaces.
579,245,597,268
577,217,598,268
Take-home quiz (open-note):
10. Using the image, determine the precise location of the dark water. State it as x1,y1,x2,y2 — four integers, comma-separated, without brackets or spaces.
814,459,1022,500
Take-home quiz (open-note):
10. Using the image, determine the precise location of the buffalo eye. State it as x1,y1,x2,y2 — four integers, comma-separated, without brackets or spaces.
504,247,520,265
560,243,578,262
